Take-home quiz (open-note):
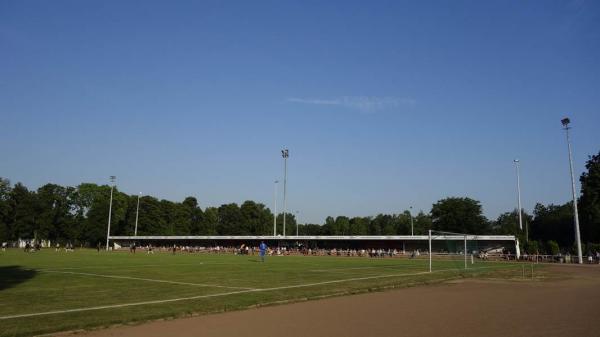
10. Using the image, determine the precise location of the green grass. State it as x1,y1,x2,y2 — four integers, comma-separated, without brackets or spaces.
0,249,523,337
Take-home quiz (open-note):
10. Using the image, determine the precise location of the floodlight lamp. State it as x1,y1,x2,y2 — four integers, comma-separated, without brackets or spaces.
561,118,570,127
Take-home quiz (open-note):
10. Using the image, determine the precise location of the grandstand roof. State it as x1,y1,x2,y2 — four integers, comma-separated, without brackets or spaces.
109,235,515,241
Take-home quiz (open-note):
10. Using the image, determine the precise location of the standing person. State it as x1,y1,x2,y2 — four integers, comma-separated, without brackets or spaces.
259,241,267,262
96,242,101,253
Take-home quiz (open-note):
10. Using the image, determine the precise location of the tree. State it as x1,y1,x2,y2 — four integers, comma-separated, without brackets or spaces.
579,151,600,243
137,196,167,235
160,199,190,235
183,197,205,235
322,216,335,235
368,215,382,235
275,213,296,235
299,223,324,235
241,200,271,235
547,240,560,255
333,216,350,235
530,203,573,248
493,210,531,243
170,201,194,235
35,184,74,241
80,185,111,245
202,207,219,235
72,183,127,245
413,211,432,235
217,203,243,235
0,178,12,242
524,240,541,254
4,167,598,247
394,212,411,235
380,215,396,235
430,197,489,234
120,194,140,236
8,183,37,240
349,217,369,235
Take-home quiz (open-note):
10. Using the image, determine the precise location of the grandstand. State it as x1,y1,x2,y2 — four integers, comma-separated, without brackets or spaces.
109,234,519,256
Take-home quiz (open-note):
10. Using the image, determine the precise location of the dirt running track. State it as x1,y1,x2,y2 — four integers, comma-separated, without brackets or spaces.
77,265,600,337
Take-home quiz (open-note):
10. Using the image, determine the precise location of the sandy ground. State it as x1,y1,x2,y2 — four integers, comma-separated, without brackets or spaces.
76,264,600,337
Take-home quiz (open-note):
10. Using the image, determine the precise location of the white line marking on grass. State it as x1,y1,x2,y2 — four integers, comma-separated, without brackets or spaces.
41,270,256,291
0,289,254,320
36,263,205,271
310,265,425,273
0,265,520,320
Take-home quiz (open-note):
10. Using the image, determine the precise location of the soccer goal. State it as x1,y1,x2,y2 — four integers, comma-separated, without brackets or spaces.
427,230,482,273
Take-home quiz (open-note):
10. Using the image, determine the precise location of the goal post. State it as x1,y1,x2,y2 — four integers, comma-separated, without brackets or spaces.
428,230,480,273
429,230,432,273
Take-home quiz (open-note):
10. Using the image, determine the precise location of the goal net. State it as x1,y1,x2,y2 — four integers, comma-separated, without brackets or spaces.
427,230,481,273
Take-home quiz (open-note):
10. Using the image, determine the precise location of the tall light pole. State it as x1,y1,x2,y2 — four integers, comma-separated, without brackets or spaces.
409,206,414,236
105,176,116,251
134,192,141,236
273,180,278,236
281,149,289,237
514,159,523,230
295,210,299,237
561,117,583,264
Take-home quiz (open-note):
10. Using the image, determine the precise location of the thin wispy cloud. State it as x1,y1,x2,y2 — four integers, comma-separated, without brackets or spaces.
287,96,415,112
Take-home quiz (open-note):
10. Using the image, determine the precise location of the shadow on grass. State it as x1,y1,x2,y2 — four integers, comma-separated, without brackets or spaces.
0,266,37,291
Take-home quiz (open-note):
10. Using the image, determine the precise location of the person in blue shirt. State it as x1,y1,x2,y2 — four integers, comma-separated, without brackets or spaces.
259,241,267,262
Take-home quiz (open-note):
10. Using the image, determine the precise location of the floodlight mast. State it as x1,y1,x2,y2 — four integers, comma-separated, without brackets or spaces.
273,180,278,236
464,234,467,270
281,149,289,237
134,192,141,236
409,206,414,236
105,176,116,251
295,210,299,237
561,117,583,264
514,159,523,230
428,230,432,273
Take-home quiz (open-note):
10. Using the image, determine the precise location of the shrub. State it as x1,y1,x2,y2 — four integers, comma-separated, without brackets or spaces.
547,240,560,255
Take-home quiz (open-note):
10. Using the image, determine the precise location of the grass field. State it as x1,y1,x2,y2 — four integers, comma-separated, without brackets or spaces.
0,249,524,337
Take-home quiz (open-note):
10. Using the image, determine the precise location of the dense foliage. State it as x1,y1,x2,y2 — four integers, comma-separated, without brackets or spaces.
0,151,598,253
579,152,600,245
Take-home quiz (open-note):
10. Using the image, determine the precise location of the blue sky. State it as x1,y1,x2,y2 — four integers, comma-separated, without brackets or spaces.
1,0,599,223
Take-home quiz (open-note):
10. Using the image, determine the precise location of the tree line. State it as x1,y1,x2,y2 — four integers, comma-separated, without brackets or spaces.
1,151,598,254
